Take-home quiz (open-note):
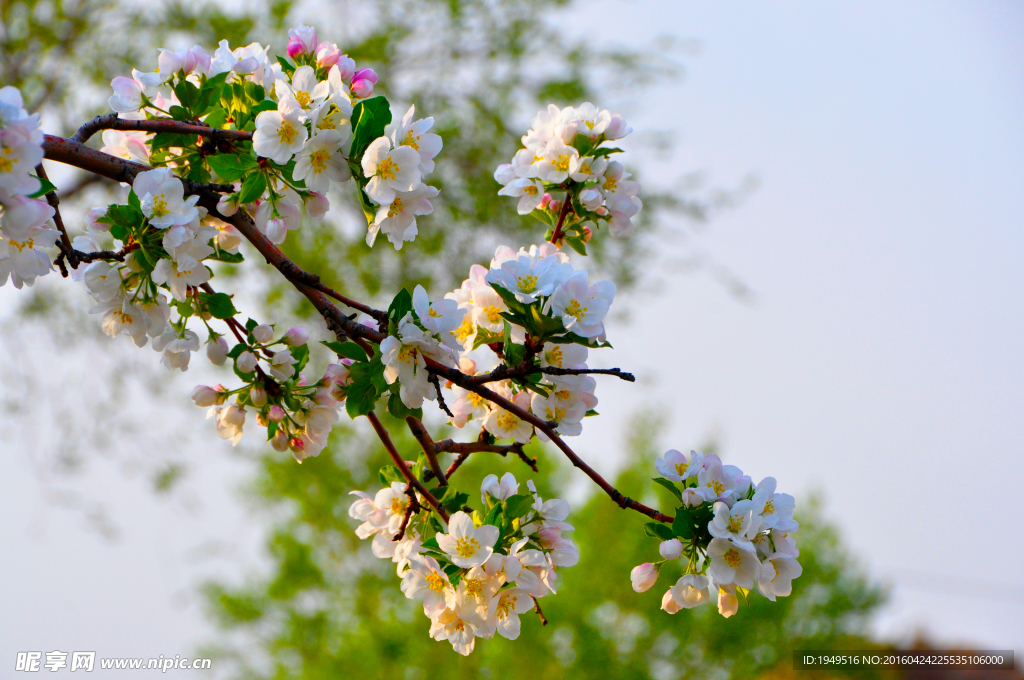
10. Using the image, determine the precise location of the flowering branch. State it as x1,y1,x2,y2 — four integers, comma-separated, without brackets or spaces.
366,411,449,522
72,112,254,145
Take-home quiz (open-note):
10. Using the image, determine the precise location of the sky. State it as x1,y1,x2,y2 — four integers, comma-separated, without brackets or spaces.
1,0,1023,675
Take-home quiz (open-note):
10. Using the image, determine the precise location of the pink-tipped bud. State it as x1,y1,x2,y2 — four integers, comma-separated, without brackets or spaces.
206,335,229,366
596,206,608,216
256,412,269,427
539,193,553,209
548,199,562,215
350,78,374,99
190,385,223,407
289,437,305,453
271,429,289,452
284,326,309,346
353,68,378,85
268,405,286,422
316,42,342,67
252,324,274,344
305,192,329,220
286,39,305,59
581,224,594,243
630,563,659,593
250,385,267,408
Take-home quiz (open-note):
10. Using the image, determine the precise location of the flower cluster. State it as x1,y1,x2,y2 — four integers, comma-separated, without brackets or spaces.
494,103,641,251
630,450,802,618
350,472,576,655
104,24,441,251
0,87,59,289
190,323,349,462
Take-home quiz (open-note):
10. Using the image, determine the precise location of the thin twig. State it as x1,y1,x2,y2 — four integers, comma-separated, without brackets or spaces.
366,412,449,522
531,596,548,626
429,373,453,417
392,485,421,542
549,192,574,244
72,113,253,145
406,416,447,486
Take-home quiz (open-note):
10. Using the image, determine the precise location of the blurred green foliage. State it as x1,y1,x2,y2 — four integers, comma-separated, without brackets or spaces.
4,0,887,676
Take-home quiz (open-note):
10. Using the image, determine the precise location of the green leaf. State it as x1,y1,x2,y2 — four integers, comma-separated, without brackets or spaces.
472,327,504,350
653,478,683,502
200,292,237,320
483,503,503,528
502,494,536,520
348,96,393,162
173,80,200,113
584,409,599,417
378,464,406,486
206,154,258,183
227,343,247,359
321,340,368,362
387,288,413,323
250,99,276,116
592,146,623,157
206,241,245,263
237,171,267,203
443,563,463,588
149,132,195,150
421,537,441,552
26,174,56,198
644,522,676,541
439,487,470,513
169,105,194,122
488,283,531,317
345,379,379,418
564,235,588,256
291,343,311,375
672,507,694,540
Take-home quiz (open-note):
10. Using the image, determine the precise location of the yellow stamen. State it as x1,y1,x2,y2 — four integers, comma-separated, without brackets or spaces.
277,121,298,145
455,535,481,558
564,299,587,321
387,197,403,218
310,149,330,174
723,549,742,568
496,412,518,431
150,195,169,218
295,91,311,108
402,130,419,150
377,156,398,180
426,571,446,592
516,274,538,293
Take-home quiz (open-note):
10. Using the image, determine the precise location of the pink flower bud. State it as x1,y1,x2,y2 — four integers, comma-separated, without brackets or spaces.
604,114,632,140
316,41,342,67
216,193,239,216
271,429,289,452
284,326,309,346
539,193,553,209
630,562,659,592
268,405,286,422
286,39,305,58
250,385,267,408
206,335,229,366
581,224,594,243
353,68,378,85
661,589,681,614
252,324,274,344
237,350,257,374
548,199,562,215
659,539,683,560
350,78,374,99
87,207,109,232
305,192,329,220
190,385,222,407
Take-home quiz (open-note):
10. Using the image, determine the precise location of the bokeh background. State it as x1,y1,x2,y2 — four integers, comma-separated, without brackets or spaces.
1,0,1021,678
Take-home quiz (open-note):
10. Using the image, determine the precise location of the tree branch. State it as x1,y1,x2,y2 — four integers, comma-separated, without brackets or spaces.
406,416,447,486
72,112,253,145
366,411,448,523
549,192,573,244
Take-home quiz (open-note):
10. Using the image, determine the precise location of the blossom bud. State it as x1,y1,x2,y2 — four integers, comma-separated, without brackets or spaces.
581,224,594,243
333,56,356,82
316,41,343,67
604,114,632,140
157,49,183,77
216,223,242,251
459,356,476,374
206,335,229,366
216,193,239,216
540,192,553,209
252,324,274,344
284,326,309,346
323,362,350,386
659,539,684,561
190,385,222,407
350,77,374,99
250,385,267,408
630,563,659,592
305,192,329,220
271,429,290,452
87,207,110,232
596,206,608,216
289,436,308,462
548,199,562,215
265,217,289,245
353,68,378,85
661,589,681,615
579,187,603,211
256,412,269,427
717,587,738,618
268,405,286,422
287,24,318,57
680,488,703,508
237,350,258,373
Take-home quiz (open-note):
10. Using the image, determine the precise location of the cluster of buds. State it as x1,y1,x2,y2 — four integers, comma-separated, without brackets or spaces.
350,472,576,655
630,450,802,618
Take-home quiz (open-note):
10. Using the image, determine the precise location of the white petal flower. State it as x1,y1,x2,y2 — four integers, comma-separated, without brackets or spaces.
481,472,519,504
630,562,659,592
293,130,350,193
361,136,422,206
385,105,443,174
669,574,711,610
757,554,802,601
498,177,545,215
253,98,308,164
400,555,454,618
367,184,438,250
436,511,498,569
548,270,615,338
707,537,760,589
134,168,200,228
484,248,570,304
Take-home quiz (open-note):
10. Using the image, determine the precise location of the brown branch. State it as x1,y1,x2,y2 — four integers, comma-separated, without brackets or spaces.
435,438,540,477
72,112,253,145
548,191,574,244
39,133,667,526
366,411,449,523
426,360,673,524
531,596,548,626
406,416,447,486
35,164,72,253
469,363,635,386
541,366,635,382
428,373,454,417
392,484,421,542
